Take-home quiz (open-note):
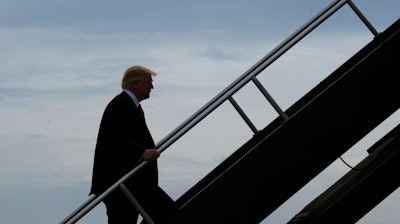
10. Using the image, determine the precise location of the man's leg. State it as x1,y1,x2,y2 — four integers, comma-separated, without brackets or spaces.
104,190,139,224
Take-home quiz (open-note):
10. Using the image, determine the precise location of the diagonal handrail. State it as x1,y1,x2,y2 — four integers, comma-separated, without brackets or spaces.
59,1,379,223
155,0,350,153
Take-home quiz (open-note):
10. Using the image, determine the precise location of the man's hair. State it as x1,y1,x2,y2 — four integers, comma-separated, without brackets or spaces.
121,65,157,89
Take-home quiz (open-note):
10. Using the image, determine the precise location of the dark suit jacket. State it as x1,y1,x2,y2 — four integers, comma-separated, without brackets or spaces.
90,91,158,195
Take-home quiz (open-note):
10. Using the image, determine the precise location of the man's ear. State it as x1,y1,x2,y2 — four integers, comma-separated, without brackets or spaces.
129,81,137,90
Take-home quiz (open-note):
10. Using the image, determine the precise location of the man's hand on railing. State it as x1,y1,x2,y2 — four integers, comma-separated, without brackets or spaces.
143,149,160,163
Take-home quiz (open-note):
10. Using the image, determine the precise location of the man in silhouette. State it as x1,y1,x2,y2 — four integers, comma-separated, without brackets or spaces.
90,65,176,223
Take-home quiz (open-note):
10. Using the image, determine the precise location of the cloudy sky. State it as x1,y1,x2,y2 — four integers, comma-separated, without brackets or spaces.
1,0,399,223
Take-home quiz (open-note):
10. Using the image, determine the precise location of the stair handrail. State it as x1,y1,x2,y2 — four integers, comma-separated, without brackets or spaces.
59,1,378,223
155,0,353,152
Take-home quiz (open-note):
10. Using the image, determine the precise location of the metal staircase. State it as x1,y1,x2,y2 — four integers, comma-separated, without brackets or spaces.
59,1,400,223
164,17,400,223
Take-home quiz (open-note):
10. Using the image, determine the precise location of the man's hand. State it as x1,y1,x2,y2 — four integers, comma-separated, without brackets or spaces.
143,149,160,163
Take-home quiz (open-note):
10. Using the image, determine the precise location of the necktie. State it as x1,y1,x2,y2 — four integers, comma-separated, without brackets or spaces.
138,104,145,119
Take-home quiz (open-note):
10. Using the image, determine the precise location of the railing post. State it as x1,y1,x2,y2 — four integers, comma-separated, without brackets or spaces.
347,0,379,37
120,184,155,224
251,77,289,121
228,96,259,134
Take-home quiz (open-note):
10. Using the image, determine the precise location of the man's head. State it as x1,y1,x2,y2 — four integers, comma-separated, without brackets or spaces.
122,65,157,101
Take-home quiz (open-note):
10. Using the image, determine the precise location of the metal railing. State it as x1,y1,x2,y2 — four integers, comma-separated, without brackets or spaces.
59,1,379,223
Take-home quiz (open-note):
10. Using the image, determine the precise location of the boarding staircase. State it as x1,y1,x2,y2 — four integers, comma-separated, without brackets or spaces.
60,1,400,223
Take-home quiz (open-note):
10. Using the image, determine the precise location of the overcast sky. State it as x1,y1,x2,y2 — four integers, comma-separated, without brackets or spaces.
1,1,399,223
